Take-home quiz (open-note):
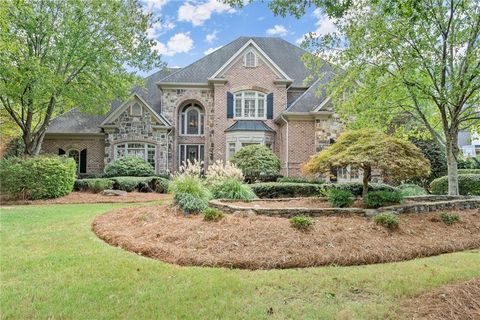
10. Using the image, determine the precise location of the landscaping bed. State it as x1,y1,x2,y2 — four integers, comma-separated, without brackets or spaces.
402,278,480,320
1,192,171,205
92,205,480,269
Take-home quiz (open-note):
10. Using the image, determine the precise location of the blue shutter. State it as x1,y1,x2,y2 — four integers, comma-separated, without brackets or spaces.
266,93,273,119
227,92,234,118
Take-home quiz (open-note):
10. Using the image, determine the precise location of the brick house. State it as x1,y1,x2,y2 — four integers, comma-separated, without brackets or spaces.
42,36,353,179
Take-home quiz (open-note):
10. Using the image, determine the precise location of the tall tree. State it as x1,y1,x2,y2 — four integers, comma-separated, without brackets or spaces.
227,0,480,195
0,0,162,155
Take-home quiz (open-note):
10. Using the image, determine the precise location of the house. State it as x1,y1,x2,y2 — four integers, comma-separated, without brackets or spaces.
459,131,480,158
41,36,345,178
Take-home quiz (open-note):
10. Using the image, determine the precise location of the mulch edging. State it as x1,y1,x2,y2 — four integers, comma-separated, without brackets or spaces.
402,278,480,320
92,205,480,269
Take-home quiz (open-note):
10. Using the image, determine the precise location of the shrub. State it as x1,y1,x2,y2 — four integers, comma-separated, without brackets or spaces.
178,159,203,178
440,212,460,225
113,176,143,192
430,174,480,195
0,156,76,199
169,175,212,200
457,157,480,169
74,178,114,193
251,182,323,198
397,183,427,196
363,191,403,208
290,216,314,231
210,179,256,201
458,169,480,174
319,182,398,197
277,176,324,184
409,138,447,186
328,189,354,208
103,156,154,177
154,178,170,193
203,207,224,221
231,145,281,182
174,193,209,214
205,160,243,185
109,176,169,193
373,212,399,229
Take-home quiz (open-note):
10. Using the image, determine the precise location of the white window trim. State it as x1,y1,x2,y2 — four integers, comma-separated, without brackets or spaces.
180,105,205,136
244,50,257,67
233,91,267,119
67,149,83,174
178,144,205,166
114,142,157,171
336,165,363,183
225,132,274,160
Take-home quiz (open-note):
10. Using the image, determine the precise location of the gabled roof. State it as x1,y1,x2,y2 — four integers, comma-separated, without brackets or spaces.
225,120,274,132
159,37,318,87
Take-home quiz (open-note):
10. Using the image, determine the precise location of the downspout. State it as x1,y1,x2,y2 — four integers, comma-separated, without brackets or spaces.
281,114,289,177
166,129,172,176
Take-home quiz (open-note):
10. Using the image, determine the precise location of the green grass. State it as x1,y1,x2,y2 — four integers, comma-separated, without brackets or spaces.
1,203,479,319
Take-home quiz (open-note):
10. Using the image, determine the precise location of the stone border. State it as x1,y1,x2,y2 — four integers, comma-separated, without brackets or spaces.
209,196,480,217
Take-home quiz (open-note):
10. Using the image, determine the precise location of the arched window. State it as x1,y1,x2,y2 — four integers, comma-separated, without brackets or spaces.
180,104,204,135
244,51,256,67
233,91,266,118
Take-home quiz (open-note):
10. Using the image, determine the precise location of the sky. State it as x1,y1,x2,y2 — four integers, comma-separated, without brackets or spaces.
140,0,336,74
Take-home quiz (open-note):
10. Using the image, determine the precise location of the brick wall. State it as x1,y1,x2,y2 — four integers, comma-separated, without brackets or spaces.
285,120,316,176
41,134,105,175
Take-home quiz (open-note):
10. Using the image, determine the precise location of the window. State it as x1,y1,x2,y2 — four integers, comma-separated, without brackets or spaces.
179,144,204,165
66,149,87,174
233,91,267,119
244,51,256,67
228,142,236,159
130,103,142,116
115,143,156,168
180,104,204,135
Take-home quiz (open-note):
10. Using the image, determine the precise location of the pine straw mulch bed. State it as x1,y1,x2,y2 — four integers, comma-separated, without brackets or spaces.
1,192,171,206
402,278,480,320
92,206,480,269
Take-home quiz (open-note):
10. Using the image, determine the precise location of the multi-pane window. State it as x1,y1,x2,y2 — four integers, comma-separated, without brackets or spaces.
179,144,204,165
244,51,256,67
180,104,204,135
115,143,156,168
233,91,267,119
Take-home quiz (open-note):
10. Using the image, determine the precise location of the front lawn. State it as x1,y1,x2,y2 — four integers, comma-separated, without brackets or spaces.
1,202,479,319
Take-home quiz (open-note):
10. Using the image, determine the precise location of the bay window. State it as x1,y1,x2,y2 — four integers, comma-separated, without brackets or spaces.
233,91,267,119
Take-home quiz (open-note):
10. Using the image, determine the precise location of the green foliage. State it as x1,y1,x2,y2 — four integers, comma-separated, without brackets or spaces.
430,175,480,196
319,182,398,197
3,136,25,158
74,178,114,193
409,138,447,187
328,189,354,208
303,129,430,196
231,145,281,182
210,179,257,201
458,169,480,174
111,176,168,193
203,207,224,221
174,193,209,214
439,212,460,226
0,155,76,199
1,0,161,154
289,216,314,231
277,176,324,184
458,157,480,169
363,191,403,209
104,156,155,178
397,184,427,197
373,213,399,230
251,182,323,198
154,178,170,194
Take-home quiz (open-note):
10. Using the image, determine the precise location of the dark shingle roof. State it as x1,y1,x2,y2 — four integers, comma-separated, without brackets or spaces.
225,120,274,132
160,37,318,87
286,67,336,112
47,68,176,134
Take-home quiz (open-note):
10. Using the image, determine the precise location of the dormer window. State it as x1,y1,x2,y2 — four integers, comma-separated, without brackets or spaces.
244,51,257,67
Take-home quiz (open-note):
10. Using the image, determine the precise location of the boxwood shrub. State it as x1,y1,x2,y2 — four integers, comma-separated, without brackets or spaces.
430,174,480,195
328,189,354,208
251,182,323,198
103,156,155,177
319,182,398,197
363,191,403,208
0,156,76,199
458,169,480,174
277,176,324,184
112,176,169,193
74,178,114,193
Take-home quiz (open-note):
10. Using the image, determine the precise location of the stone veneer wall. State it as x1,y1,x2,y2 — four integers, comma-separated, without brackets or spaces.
314,115,343,152
41,134,105,174
161,88,214,170
104,107,169,173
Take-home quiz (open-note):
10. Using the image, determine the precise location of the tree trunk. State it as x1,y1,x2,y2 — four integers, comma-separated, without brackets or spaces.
445,139,459,195
362,165,371,198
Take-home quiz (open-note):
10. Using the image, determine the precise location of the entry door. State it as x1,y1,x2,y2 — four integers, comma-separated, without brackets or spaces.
186,145,199,163
179,144,205,166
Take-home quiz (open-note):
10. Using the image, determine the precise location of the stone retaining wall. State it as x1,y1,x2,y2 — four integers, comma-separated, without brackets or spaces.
382,199,480,214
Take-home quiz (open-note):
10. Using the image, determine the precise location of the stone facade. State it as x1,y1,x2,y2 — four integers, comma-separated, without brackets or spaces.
41,134,105,174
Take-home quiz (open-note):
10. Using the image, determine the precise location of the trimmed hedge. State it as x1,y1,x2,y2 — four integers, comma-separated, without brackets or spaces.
363,191,403,208
74,178,114,193
319,182,398,197
458,169,480,174
74,176,169,193
103,156,155,177
251,182,323,198
277,176,324,184
0,156,76,200
430,174,480,196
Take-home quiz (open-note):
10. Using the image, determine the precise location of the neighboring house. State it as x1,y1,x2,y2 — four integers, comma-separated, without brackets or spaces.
459,131,480,158
42,36,347,178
